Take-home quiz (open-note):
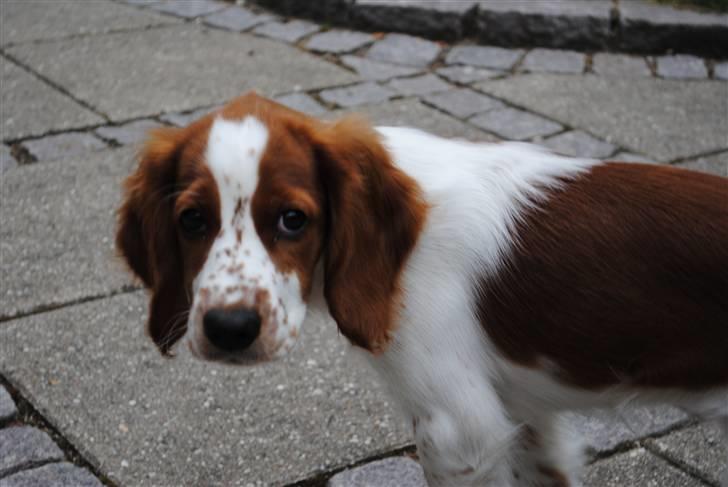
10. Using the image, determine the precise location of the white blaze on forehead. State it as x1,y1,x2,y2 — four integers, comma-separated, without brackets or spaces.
185,115,306,360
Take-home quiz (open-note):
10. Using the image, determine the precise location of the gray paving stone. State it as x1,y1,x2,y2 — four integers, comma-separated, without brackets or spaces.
657,55,708,80
470,107,563,141
619,0,728,27
521,48,585,74
436,65,502,84
6,25,356,121
367,33,441,68
306,30,374,54
445,45,524,70
0,148,137,320
422,88,504,119
0,463,103,487
676,151,728,177
543,130,617,158
340,55,421,81
0,292,410,486
203,5,275,32
715,62,728,81
334,98,498,143
149,0,226,18
567,406,688,456
477,74,728,162
0,426,64,477
386,74,450,96
0,145,18,173
0,386,17,422
592,53,652,78
319,82,394,108
159,105,219,127
614,151,655,164
583,447,705,487
0,0,179,46
23,132,107,162
1,58,104,141
252,19,320,43
95,119,163,146
328,457,426,487
274,92,327,116
647,422,727,486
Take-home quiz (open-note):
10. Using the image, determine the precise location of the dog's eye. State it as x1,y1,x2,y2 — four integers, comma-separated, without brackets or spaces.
277,210,307,238
179,208,207,237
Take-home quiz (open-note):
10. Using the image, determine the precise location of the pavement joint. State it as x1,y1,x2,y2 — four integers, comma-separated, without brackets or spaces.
643,440,719,487
0,51,110,123
0,285,140,324
0,377,114,486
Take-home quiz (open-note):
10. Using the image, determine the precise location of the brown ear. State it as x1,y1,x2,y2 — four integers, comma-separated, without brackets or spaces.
116,127,189,355
313,117,427,353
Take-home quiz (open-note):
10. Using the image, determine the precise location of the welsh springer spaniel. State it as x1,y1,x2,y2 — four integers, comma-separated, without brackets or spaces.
117,92,728,486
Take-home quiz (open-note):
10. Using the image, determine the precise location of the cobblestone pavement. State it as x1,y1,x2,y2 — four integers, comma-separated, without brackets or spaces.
1,1,726,486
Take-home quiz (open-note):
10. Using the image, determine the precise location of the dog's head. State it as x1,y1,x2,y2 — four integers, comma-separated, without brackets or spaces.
116,92,426,364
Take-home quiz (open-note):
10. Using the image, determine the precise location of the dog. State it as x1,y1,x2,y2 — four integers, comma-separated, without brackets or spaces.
116,92,727,486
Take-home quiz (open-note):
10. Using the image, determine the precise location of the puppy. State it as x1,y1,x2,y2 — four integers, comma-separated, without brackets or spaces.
117,92,728,486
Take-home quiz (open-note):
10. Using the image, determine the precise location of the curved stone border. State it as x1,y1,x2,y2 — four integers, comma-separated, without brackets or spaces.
248,0,728,59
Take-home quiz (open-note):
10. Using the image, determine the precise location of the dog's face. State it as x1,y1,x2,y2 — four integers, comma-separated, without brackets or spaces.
116,93,426,364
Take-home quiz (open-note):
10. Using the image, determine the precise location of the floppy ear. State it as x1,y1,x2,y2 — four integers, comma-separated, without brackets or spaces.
313,117,427,353
116,127,190,355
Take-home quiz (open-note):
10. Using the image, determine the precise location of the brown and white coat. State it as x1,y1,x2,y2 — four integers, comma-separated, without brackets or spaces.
117,93,728,486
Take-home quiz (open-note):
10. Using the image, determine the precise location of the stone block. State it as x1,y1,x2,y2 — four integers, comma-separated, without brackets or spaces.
203,6,275,32
0,0,178,46
521,48,585,74
1,144,18,173
95,119,163,146
583,447,705,487
274,92,327,116
367,33,441,68
0,147,137,319
676,151,728,177
436,65,502,84
423,88,504,119
149,0,225,18
0,462,102,487
23,132,107,162
253,19,320,43
306,30,374,54
445,46,523,70
657,55,708,80
386,74,450,96
329,457,426,487
470,107,563,140
340,55,421,81
646,422,727,486
543,130,617,158
592,53,652,78
1,58,103,141
0,427,64,477
319,82,394,108
0,386,17,422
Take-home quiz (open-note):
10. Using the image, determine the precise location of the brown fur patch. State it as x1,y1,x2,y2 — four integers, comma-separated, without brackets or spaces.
476,162,728,389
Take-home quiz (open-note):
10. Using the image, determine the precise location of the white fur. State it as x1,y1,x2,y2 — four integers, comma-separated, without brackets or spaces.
184,116,306,363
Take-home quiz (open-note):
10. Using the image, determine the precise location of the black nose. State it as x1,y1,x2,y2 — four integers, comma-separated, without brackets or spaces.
203,308,261,352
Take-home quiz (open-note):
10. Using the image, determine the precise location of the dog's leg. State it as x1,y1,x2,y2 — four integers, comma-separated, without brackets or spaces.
407,386,518,486
511,414,584,487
